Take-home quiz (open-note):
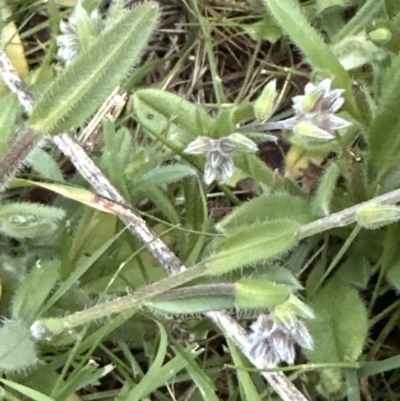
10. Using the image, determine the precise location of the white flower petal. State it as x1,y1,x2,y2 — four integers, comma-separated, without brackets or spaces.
204,163,219,184
184,136,214,154
318,78,333,94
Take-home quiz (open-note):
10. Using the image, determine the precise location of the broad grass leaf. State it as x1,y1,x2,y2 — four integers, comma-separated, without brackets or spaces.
226,337,263,401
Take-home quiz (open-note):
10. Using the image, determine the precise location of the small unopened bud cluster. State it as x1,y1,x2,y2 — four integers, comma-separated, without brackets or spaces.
184,134,257,184
356,203,400,229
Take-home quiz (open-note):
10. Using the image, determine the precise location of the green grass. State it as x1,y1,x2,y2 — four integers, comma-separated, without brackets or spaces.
0,0,400,400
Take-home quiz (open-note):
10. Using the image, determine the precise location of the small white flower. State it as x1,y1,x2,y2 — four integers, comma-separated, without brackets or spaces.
257,78,352,145
249,313,314,366
184,135,256,184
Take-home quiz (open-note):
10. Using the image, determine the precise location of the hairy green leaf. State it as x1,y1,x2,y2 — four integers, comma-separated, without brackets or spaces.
27,147,66,182
29,2,160,133
133,88,213,146
262,0,358,119
0,93,18,159
0,202,65,238
217,192,312,233
149,294,234,313
131,164,197,195
235,278,290,309
316,0,348,13
312,162,341,217
305,278,368,363
205,219,300,275
387,261,400,292
369,51,400,170
0,320,38,371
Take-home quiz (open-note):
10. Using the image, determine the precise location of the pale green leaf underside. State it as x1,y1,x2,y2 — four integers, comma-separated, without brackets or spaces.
305,278,368,363
0,321,38,371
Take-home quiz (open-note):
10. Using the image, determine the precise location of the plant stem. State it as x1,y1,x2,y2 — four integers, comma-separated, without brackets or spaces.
299,187,400,239
57,265,206,330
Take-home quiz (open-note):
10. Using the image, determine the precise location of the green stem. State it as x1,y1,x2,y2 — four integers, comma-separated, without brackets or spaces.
310,224,361,296
39,264,207,334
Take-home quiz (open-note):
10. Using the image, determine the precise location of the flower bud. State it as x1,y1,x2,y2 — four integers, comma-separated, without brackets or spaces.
369,27,392,44
228,133,258,153
254,79,278,120
300,87,324,113
217,137,237,153
356,203,400,229
291,121,335,148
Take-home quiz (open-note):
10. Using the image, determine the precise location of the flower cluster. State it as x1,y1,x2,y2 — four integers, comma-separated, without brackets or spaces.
256,78,352,148
184,134,257,184
249,313,314,366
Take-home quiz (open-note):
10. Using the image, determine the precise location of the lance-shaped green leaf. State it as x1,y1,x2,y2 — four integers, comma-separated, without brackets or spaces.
312,162,341,217
262,0,359,120
369,51,400,170
12,260,60,322
0,93,19,159
29,2,160,134
0,202,65,238
205,220,300,275
217,192,313,233
133,88,213,147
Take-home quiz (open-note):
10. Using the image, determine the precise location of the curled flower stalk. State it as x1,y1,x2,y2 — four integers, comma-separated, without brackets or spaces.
184,134,257,184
